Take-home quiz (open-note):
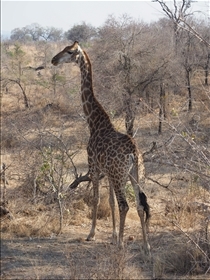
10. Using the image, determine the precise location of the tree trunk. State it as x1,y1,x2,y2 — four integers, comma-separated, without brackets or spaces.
186,70,192,111
158,83,166,134
204,67,208,86
204,53,210,86
18,82,30,108
124,92,135,137
9,79,30,108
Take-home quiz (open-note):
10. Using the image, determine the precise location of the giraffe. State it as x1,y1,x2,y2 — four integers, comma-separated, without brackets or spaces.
51,41,150,253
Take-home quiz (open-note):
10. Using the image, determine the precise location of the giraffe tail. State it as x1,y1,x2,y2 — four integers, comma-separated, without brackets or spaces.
139,191,151,223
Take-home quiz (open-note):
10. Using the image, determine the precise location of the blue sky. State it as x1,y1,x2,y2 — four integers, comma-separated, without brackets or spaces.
1,1,209,37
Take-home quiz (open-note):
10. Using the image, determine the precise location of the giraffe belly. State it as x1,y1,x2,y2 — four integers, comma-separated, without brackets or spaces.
88,131,137,175
96,148,134,177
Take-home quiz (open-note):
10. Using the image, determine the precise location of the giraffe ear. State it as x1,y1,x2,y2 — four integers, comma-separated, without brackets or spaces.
74,41,79,47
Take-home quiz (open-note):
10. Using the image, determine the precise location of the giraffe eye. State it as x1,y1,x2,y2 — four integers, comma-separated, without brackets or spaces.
67,51,73,54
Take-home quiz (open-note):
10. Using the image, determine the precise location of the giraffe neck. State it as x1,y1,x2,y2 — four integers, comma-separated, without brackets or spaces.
78,50,114,134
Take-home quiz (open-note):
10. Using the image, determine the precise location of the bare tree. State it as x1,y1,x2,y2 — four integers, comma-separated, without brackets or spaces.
10,23,64,42
153,0,195,48
153,1,209,111
195,21,210,85
92,15,171,136
178,27,200,111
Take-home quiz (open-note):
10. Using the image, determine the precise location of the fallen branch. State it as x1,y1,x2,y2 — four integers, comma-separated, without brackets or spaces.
68,172,105,189
142,141,157,158
69,172,91,189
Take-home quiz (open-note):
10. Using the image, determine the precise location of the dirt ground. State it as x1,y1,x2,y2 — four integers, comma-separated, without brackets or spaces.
1,219,153,280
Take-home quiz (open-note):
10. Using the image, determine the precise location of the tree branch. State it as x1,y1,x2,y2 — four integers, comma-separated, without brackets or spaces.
146,176,173,190
68,172,105,189
178,18,210,48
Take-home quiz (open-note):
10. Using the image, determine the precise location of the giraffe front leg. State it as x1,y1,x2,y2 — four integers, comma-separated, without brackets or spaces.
109,184,117,245
86,180,99,241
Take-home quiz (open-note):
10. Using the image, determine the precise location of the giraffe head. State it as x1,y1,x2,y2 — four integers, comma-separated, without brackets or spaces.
51,41,82,66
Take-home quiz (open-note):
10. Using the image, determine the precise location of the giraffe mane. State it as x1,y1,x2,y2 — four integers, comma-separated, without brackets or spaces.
82,49,114,128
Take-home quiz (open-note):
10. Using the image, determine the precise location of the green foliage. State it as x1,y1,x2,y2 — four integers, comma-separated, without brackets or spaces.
36,144,75,195
125,184,135,202
52,73,66,83
9,44,25,57
181,131,188,137
68,88,78,96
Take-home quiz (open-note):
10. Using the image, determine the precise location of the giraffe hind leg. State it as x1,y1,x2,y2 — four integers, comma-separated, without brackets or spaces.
138,191,151,255
118,198,129,248
129,171,151,255
139,191,151,223
113,182,129,249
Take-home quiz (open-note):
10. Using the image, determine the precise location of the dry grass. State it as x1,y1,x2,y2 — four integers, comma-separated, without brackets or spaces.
83,186,111,220
64,244,149,280
152,232,210,278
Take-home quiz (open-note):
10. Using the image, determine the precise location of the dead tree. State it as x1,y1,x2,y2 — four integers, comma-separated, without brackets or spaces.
0,163,10,217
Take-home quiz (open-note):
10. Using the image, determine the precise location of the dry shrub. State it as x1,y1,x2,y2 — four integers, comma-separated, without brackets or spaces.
94,246,129,279
1,205,61,238
153,233,210,278
56,92,81,117
97,190,111,219
65,244,141,280
1,130,19,150
72,199,86,211
164,184,210,229
84,187,111,220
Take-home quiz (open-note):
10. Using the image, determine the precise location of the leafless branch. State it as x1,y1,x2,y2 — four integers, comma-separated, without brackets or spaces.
171,220,210,264
146,158,210,181
146,176,174,190
142,141,157,158
154,0,210,48
178,18,210,48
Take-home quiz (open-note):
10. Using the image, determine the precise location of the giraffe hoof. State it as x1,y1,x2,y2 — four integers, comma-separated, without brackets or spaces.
110,233,117,245
118,242,124,249
86,236,95,241
143,244,151,257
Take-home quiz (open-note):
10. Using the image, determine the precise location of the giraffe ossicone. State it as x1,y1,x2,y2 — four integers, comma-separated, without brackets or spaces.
51,41,150,254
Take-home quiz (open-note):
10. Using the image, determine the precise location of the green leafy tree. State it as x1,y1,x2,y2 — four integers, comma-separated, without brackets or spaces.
65,22,97,43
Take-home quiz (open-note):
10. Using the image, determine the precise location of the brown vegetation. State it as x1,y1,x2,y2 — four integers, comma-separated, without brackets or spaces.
1,7,210,279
